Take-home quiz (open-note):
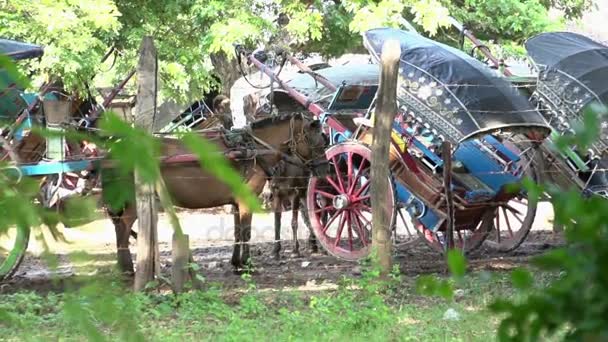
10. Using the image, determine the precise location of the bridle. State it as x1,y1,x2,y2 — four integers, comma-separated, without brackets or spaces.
285,115,327,169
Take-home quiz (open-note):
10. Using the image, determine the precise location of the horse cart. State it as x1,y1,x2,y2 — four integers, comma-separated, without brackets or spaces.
236,27,552,261
1,38,107,280
525,32,608,198
450,23,608,234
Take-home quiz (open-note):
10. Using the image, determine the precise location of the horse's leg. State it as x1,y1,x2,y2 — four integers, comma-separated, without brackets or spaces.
231,204,242,270
291,194,301,258
302,194,319,254
239,206,253,269
308,228,319,254
109,204,136,275
272,194,282,259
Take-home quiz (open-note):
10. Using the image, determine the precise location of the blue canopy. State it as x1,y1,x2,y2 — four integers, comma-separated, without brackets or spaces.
0,38,44,60
1,38,44,118
362,28,551,143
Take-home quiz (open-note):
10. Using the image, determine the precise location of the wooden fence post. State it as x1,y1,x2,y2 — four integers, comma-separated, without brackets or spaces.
371,39,401,276
442,141,455,252
172,232,189,293
133,36,160,291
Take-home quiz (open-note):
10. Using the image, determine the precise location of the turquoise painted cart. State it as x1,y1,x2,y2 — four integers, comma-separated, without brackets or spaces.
1,39,104,281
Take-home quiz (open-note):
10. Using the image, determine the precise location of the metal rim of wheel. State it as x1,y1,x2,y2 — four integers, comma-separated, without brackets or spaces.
0,225,30,281
306,142,396,261
414,208,495,254
0,141,30,281
483,137,542,252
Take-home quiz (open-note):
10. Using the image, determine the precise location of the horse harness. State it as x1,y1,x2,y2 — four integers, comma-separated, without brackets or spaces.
244,116,322,180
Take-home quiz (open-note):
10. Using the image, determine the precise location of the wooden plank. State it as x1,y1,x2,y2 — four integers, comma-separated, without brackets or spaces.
370,39,401,276
133,36,160,292
442,141,455,251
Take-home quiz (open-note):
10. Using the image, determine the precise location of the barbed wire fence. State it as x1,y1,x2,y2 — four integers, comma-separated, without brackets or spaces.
0,74,594,273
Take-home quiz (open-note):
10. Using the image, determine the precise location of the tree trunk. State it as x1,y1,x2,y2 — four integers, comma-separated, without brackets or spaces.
210,51,242,96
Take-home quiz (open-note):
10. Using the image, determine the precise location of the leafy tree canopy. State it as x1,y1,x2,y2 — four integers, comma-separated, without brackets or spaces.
0,0,596,104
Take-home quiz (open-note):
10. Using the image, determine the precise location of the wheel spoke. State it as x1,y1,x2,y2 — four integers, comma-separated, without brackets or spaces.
502,207,515,237
398,208,416,238
346,152,353,193
355,203,372,215
314,205,334,214
351,195,370,203
331,156,346,192
322,209,343,233
354,208,372,228
334,212,347,247
354,179,371,197
348,158,367,194
352,212,369,246
346,212,354,251
493,207,501,242
316,190,336,200
325,176,343,193
505,205,524,225
504,204,524,217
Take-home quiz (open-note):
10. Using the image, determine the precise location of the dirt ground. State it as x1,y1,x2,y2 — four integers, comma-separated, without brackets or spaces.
1,202,564,294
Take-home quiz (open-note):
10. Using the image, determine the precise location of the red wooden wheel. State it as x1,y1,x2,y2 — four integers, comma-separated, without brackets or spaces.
306,142,395,261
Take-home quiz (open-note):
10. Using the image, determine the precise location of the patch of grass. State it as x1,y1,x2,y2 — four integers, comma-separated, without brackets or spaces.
0,270,557,341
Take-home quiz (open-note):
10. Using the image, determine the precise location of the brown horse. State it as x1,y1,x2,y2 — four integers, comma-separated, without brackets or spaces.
104,113,329,273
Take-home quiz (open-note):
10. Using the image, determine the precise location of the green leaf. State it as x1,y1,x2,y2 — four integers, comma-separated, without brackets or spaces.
531,248,569,270
415,275,454,300
0,55,31,89
181,132,261,212
510,268,533,290
60,196,102,228
488,298,515,313
447,249,466,278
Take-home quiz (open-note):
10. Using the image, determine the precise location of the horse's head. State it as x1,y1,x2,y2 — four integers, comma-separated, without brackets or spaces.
288,115,330,177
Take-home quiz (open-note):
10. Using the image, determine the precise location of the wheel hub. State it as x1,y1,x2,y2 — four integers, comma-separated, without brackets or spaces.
333,194,349,210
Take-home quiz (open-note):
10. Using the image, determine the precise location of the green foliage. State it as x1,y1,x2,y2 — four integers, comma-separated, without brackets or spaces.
446,249,466,279
0,0,121,92
540,0,597,19
0,55,31,90
446,0,562,44
415,250,466,301
3,0,595,103
485,104,608,341
2,270,535,341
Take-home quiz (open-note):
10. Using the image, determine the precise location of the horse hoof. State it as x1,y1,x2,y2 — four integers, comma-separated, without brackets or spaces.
290,252,301,259
272,252,281,260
